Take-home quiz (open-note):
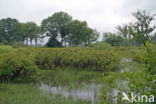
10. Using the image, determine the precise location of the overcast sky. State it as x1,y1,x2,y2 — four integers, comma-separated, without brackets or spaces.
0,0,155,34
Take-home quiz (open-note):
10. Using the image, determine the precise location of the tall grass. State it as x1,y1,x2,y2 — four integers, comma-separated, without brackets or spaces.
0,84,91,104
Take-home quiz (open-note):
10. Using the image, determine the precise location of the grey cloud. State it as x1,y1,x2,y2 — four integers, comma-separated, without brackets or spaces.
116,0,156,18
0,0,156,34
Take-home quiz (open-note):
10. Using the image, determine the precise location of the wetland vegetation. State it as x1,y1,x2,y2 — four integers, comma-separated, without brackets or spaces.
0,9,156,104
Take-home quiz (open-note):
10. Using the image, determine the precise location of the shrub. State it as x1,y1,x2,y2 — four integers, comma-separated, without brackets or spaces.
0,46,13,54
35,48,120,71
144,43,156,74
0,52,38,83
133,43,156,74
89,42,112,50
133,51,145,63
11,41,24,48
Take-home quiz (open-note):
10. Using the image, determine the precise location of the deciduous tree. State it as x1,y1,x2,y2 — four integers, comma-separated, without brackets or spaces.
132,10,155,47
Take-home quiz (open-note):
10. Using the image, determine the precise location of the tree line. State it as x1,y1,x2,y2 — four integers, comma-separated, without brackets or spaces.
103,10,156,47
0,10,155,47
0,12,99,47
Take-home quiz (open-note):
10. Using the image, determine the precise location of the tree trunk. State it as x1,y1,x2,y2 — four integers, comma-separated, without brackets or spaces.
35,39,38,46
30,40,32,46
26,38,28,46
143,41,146,47
61,38,64,46
65,40,66,47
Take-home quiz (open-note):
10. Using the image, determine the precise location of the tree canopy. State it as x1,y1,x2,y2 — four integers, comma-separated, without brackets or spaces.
132,10,155,47
0,10,155,47
0,18,20,44
41,12,99,47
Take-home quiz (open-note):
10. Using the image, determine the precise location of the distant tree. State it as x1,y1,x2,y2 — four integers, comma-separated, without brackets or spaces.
18,23,27,43
27,22,39,45
0,21,5,43
132,10,156,47
102,32,124,46
46,37,61,47
41,11,72,47
19,23,29,45
116,24,129,46
83,28,99,45
0,18,19,44
151,33,156,44
19,22,41,46
67,20,96,47
52,12,72,45
66,20,84,46
41,17,58,47
34,27,42,46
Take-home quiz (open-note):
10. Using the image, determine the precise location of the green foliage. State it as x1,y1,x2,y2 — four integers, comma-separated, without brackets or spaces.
22,22,41,45
0,18,41,46
0,46,120,83
46,37,62,47
39,69,102,86
102,10,156,47
0,46,13,54
89,42,112,50
0,83,91,104
102,32,124,46
41,12,99,47
142,42,156,100
0,51,38,82
11,41,24,48
132,10,155,47
67,20,99,47
99,42,156,104
144,42,156,73
133,50,145,63
52,12,72,45
133,42,156,74
34,48,120,71
116,24,132,46
67,20,88,46
99,66,151,104
41,11,72,47
0,18,20,44
131,42,156,97
84,29,99,45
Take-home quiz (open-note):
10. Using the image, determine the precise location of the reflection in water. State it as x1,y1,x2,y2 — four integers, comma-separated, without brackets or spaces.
39,58,131,104
40,83,100,104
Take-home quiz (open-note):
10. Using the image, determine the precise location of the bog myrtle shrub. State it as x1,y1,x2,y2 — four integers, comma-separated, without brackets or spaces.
0,47,121,83
89,42,112,50
0,52,38,82
133,43,156,74
133,51,145,63
0,46,13,54
34,48,120,71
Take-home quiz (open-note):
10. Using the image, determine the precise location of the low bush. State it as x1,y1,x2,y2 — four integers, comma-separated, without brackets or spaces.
0,47,120,83
89,42,112,50
0,46,13,54
133,44,156,74
35,48,120,71
11,41,24,48
133,51,145,63
0,52,38,82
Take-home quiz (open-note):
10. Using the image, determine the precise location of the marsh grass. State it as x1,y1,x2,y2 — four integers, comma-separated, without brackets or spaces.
0,45,149,104
38,67,103,86
0,83,91,104
0,45,13,54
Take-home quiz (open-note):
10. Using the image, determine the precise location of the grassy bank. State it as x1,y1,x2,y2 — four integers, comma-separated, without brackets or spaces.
38,68,102,86
0,84,91,104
